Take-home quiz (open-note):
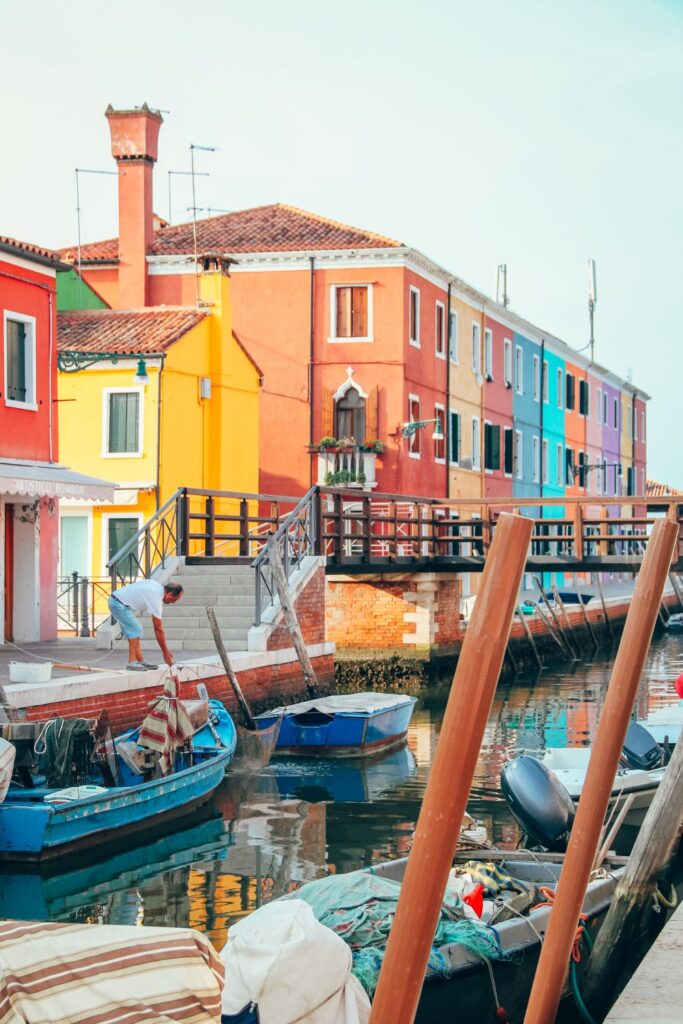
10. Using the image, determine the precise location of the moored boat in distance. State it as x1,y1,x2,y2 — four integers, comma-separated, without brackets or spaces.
255,691,418,758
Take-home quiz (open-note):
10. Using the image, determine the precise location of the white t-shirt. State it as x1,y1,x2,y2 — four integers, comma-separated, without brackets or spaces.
113,579,164,619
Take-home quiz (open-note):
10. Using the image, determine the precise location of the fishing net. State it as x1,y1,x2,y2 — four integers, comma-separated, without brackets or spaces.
280,868,505,996
38,718,94,787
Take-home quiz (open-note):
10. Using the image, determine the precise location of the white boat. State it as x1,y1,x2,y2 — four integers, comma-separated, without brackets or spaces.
637,700,683,746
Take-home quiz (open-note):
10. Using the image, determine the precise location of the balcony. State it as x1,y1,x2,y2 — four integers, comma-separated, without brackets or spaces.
310,445,379,490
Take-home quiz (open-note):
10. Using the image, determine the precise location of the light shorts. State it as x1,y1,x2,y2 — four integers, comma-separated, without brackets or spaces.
108,596,144,639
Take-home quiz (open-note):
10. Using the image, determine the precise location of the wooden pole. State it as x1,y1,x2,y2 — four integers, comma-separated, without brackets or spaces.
582,732,683,1016
205,605,257,731
517,606,543,671
267,537,319,695
573,572,599,649
523,518,678,1024
595,573,614,641
669,572,683,612
552,584,580,659
369,513,533,1024
535,602,570,656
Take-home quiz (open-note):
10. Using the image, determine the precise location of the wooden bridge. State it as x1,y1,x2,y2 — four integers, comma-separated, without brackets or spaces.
107,486,683,625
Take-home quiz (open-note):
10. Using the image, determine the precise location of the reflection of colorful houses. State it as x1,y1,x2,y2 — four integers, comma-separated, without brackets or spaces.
1,236,113,643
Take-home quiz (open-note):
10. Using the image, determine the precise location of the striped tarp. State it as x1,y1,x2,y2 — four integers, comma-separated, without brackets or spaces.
138,675,194,774
0,920,224,1023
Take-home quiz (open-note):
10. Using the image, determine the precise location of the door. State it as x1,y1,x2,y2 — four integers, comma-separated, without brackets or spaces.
60,516,89,577
3,505,13,641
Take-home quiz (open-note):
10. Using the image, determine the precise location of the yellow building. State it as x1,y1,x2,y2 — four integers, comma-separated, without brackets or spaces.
57,258,261,586
448,289,484,501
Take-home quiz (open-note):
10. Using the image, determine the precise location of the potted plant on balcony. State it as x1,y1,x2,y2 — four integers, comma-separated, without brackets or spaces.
359,439,385,454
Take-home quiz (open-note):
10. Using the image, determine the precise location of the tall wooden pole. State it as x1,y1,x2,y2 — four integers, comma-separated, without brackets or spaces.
369,513,532,1024
523,518,678,1024
267,537,319,695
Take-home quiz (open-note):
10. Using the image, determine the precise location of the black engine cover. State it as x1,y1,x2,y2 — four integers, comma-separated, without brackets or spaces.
622,722,661,771
501,755,576,851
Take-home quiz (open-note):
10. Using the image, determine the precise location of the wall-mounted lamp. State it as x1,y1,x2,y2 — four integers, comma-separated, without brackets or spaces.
134,358,150,386
400,418,443,441
58,350,151,387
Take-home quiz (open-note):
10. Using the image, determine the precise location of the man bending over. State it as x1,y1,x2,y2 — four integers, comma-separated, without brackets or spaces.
108,580,184,671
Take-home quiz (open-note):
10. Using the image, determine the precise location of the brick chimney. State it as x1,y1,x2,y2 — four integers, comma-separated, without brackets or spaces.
105,103,163,308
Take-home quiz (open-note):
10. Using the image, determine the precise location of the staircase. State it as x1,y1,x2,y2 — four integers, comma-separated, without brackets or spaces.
141,562,255,652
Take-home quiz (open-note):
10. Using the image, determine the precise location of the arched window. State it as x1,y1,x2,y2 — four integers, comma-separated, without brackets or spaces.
335,386,366,443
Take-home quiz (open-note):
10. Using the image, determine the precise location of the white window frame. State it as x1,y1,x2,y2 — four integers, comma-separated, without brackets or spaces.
408,393,421,458
542,438,549,484
101,512,143,577
542,359,549,403
328,284,374,343
449,407,460,466
484,328,493,380
515,429,523,479
532,355,540,402
532,435,540,482
434,402,446,464
556,443,563,488
596,387,602,424
3,310,37,410
556,368,563,410
471,415,481,470
471,322,481,376
448,309,459,364
102,386,144,459
504,338,512,387
515,345,523,395
409,286,421,348
435,301,446,359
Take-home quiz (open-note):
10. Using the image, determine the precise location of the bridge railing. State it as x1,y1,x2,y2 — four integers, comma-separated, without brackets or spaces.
252,486,318,624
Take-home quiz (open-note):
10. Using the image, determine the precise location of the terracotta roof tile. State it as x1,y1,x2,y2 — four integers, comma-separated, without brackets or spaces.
57,308,206,356
646,479,683,498
59,203,402,263
0,235,68,268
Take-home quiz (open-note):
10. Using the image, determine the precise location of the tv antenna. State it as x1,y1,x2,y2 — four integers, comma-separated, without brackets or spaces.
74,167,117,308
190,144,218,306
588,258,597,362
496,264,509,307
168,169,208,224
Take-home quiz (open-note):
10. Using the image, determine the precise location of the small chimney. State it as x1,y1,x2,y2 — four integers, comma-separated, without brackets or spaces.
105,103,163,308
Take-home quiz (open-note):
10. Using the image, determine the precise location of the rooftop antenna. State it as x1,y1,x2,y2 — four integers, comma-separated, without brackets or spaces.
168,169,209,224
190,143,218,306
496,264,509,307
588,258,597,362
74,167,117,308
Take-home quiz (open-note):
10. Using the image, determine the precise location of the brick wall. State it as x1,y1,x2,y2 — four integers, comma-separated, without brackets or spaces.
267,566,326,650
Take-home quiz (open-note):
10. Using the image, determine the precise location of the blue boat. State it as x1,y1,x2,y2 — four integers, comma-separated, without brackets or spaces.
255,692,417,758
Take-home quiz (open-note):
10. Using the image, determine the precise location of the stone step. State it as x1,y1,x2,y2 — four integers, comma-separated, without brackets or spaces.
175,639,245,652
155,607,254,623
148,626,250,642
168,580,256,594
175,564,254,576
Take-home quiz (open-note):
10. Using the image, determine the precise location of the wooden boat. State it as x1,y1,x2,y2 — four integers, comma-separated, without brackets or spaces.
254,692,417,758
537,590,594,605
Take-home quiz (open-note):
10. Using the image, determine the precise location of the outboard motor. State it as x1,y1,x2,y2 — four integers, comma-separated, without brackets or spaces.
501,755,576,852
621,722,661,771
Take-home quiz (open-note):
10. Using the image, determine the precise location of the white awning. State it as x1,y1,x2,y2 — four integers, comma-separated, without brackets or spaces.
0,461,115,502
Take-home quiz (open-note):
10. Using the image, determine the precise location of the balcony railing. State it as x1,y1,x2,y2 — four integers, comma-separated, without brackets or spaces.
312,447,377,490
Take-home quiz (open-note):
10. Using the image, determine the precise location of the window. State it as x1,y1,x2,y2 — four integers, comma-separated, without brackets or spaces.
330,285,371,340
579,379,589,416
434,404,445,462
504,427,513,476
435,302,445,358
556,444,563,487
408,394,421,456
484,328,493,380
578,450,587,489
484,421,500,472
335,386,366,441
472,416,481,469
532,436,540,482
626,466,635,496
566,446,574,485
448,311,459,363
596,387,602,424
504,339,512,386
533,355,540,401
603,391,608,426
515,430,523,479
614,397,619,430
105,389,142,456
596,458,603,494
515,346,523,394
557,368,563,409
471,323,481,375
4,312,36,407
542,439,549,484
107,517,140,577
542,360,549,403
409,287,420,346
449,410,461,464
566,372,575,410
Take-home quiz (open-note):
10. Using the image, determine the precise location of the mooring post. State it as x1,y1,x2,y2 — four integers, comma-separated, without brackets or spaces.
267,536,319,695
573,572,599,649
516,606,543,671
535,600,570,657
369,514,532,1024
669,571,683,612
523,518,678,1024
594,572,614,641
532,574,573,657
552,585,579,660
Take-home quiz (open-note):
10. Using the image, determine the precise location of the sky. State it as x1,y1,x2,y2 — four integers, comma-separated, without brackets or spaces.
1,0,681,485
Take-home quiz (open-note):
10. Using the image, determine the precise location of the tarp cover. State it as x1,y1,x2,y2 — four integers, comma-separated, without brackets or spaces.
0,460,114,501
139,675,195,774
0,919,224,1024
258,692,415,718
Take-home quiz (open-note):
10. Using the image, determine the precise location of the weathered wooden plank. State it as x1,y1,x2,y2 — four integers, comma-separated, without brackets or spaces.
604,903,683,1023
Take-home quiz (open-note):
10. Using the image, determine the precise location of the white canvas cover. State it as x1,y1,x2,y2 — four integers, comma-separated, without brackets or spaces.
0,739,15,803
221,899,370,1024
259,691,415,718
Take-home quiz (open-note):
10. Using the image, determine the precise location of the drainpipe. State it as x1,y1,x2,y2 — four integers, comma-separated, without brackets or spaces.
308,256,315,487
445,281,452,499
155,355,166,511
540,338,545,509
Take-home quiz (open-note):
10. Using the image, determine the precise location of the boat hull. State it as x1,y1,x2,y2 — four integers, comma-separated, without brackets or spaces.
0,750,231,862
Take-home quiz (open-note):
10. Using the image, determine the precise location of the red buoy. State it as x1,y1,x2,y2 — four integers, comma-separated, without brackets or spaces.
464,882,484,918
675,673,683,699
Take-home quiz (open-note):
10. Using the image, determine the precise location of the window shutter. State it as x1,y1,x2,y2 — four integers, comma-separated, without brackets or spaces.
366,385,379,439
322,388,334,438
492,426,500,471
352,287,368,337
336,287,351,337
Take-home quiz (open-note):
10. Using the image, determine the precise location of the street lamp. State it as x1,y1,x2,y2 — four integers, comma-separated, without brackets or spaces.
400,418,443,441
57,350,150,386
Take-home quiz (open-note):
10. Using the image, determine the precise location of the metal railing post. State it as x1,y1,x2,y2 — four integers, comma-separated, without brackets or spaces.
205,496,215,556
79,578,90,637
239,498,249,556
71,571,79,634
178,491,190,556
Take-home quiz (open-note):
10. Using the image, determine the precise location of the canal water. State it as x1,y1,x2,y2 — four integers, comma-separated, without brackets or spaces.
1,631,681,959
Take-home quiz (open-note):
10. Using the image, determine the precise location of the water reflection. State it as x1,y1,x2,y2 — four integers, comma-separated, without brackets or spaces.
0,631,680,941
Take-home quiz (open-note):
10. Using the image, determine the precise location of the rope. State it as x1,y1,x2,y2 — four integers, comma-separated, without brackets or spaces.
33,718,63,756
655,882,678,910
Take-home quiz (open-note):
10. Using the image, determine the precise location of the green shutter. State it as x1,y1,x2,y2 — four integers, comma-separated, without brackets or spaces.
492,426,501,471
450,412,460,463
109,518,139,577
7,320,27,402
108,392,140,453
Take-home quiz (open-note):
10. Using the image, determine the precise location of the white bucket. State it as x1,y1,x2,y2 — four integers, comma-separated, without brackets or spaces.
8,661,53,684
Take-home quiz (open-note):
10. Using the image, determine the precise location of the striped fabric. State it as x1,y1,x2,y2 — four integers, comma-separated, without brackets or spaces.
0,920,224,1024
138,675,194,774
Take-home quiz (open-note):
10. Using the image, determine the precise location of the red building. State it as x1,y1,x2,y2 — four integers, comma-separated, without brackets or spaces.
1,236,112,643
